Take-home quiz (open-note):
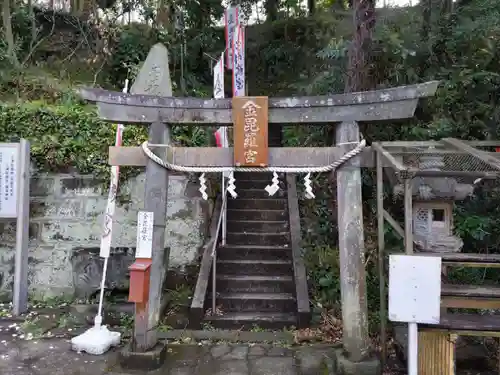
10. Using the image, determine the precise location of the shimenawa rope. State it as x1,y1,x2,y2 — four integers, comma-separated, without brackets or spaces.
140,139,367,173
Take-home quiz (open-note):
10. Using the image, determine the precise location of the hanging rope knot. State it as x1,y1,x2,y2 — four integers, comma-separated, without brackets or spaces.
140,139,367,174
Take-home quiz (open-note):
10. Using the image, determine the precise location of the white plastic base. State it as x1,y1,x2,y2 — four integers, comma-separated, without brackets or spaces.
71,325,121,355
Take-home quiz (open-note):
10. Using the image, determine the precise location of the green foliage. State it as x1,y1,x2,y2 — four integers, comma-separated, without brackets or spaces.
305,245,341,308
0,100,132,177
0,100,208,179
246,15,338,95
283,0,500,328
105,22,221,96
106,23,161,88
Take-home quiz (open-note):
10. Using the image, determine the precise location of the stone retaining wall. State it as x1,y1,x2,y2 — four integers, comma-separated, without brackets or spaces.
0,171,208,300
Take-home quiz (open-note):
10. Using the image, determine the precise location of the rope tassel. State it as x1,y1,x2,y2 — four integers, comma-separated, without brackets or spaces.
265,172,280,196
304,172,315,199
199,173,208,200
227,172,237,198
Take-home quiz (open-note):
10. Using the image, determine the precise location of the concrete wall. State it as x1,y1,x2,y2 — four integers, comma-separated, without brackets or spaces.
0,171,208,300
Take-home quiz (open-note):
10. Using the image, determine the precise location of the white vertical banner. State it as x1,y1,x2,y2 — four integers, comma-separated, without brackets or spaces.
213,53,230,178
232,23,245,97
224,6,239,70
136,211,154,259
213,53,225,99
99,80,129,258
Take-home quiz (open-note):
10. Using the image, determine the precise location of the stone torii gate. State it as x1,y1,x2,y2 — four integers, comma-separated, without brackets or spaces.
79,73,438,373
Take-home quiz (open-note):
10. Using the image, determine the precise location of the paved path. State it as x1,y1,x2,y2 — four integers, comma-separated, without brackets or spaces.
163,343,335,375
0,318,336,375
0,338,336,375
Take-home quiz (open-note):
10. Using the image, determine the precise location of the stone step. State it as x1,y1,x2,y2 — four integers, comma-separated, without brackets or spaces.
216,275,295,294
216,259,293,276
226,232,290,246
226,220,289,233
227,209,287,221
217,245,292,261
228,198,287,211
231,180,287,190
204,312,297,330
211,292,296,312
236,188,287,199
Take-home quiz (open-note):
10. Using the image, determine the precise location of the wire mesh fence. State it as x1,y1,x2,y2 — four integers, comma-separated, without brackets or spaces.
379,140,500,198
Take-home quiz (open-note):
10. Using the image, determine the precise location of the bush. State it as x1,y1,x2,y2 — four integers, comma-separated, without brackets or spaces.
0,101,124,175
0,101,208,179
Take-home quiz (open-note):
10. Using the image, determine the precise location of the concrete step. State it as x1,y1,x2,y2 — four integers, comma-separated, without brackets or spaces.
226,232,290,246
216,275,295,294
236,188,287,199
204,312,297,330
227,209,287,221
216,259,293,276
228,198,287,211
231,180,286,190
211,292,296,312
226,220,289,233
217,245,292,261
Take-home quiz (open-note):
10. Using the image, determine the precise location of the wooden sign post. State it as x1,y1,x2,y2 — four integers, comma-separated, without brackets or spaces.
128,211,154,348
232,96,269,167
0,140,31,316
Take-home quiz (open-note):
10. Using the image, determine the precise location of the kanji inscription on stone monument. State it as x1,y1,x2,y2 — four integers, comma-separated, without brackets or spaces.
232,96,269,167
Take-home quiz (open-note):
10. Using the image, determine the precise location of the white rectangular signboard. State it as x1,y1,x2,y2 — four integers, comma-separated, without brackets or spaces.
136,211,154,259
389,254,441,324
0,145,19,218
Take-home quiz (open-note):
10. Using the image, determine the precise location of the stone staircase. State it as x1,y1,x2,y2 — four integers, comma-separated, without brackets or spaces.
190,129,310,330
205,172,303,329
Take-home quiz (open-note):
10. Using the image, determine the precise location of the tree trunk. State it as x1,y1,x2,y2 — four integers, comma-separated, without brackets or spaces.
345,0,376,92
27,0,37,60
308,0,315,15
421,0,431,41
156,1,170,29
264,0,279,21
441,0,453,13
2,0,19,66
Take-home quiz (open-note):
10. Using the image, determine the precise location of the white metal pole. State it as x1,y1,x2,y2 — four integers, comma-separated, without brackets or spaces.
221,124,228,246
222,177,226,246
212,250,216,313
13,139,30,316
95,79,129,327
408,322,418,375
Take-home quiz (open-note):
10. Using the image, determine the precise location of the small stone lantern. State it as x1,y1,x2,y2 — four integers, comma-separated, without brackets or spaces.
394,154,474,253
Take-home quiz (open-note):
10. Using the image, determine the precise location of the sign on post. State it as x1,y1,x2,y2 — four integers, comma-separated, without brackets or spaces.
0,145,19,218
0,141,31,316
389,254,442,375
135,211,154,259
233,96,269,167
